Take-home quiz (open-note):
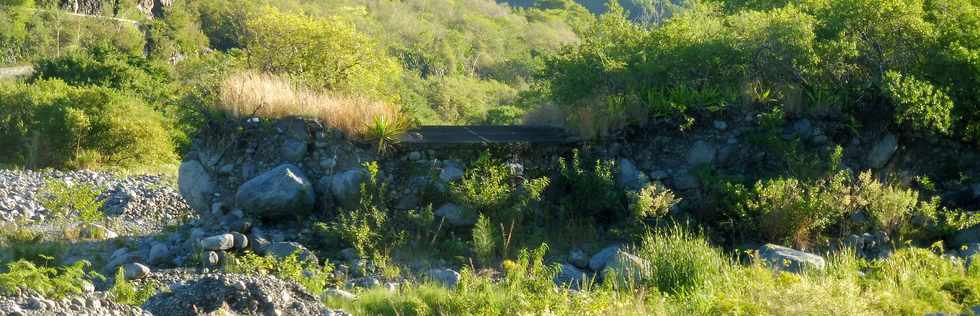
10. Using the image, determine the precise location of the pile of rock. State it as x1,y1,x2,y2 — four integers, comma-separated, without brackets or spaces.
555,245,651,289
0,289,149,316
0,169,192,228
142,272,346,316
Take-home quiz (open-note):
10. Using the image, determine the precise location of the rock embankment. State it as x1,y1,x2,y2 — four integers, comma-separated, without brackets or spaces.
142,272,346,316
0,289,149,316
0,169,192,228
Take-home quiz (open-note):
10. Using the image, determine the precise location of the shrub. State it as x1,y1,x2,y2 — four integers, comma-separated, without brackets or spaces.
32,44,176,105
485,106,525,125
226,251,334,297
450,153,550,226
855,171,920,233
883,71,954,135
363,114,409,154
327,162,397,257
0,259,101,299
244,6,402,99
627,183,680,221
637,227,728,295
451,154,513,217
472,214,498,266
39,180,105,224
742,171,853,246
109,267,160,306
0,80,176,169
555,150,624,223
216,71,405,141
424,75,518,124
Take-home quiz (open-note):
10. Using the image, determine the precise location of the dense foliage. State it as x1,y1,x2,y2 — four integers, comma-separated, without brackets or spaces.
540,0,980,141
0,79,176,169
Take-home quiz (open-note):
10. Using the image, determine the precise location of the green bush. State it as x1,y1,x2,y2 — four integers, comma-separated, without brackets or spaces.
226,251,334,297
485,105,526,125
637,227,727,295
627,183,679,221
32,44,177,105
555,150,624,223
332,162,391,257
742,171,852,246
39,180,105,224
882,71,954,135
0,259,101,299
108,267,160,306
472,214,498,266
855,171,921,233
245,6,403,100
0,8,145,65
451,153,550,226
0,80,177,169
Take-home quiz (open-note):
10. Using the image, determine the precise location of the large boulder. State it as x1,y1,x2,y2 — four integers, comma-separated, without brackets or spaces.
439,161,465,183
758,244,825,273
601,250,649,286
867,133,898,169
687,140,717,166
554,263,589,288
200,234,234,251
428,268,461,288
616,159,649,190
148,243,172,266
235,164,315,219
589,245,621,271
178,160,216,214
122,263,151,280
331,168,369,209
435,203,476,227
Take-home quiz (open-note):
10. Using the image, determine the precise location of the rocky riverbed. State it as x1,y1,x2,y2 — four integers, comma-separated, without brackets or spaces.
0,169,193,232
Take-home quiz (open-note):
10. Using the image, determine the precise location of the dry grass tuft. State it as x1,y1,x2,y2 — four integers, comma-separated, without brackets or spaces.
217,71,404,139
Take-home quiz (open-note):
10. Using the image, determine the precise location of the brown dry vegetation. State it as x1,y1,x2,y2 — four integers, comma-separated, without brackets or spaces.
217,71,403,139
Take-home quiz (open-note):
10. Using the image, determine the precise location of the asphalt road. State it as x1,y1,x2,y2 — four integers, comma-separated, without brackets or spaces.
0,66,33,79
401,125,578,145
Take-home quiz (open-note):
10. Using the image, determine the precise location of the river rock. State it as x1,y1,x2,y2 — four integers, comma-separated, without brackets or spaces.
178,160,216,214
235,164,315,219
758,244,825,273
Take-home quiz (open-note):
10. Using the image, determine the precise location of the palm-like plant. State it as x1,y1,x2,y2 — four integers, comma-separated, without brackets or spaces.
363,114,408,154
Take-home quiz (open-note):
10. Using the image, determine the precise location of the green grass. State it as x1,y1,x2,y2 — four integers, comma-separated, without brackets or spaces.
109,267,162,306
323,230,980,316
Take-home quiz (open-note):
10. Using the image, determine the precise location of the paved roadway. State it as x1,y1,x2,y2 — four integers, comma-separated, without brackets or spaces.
0,66,33,79
401,125,579,145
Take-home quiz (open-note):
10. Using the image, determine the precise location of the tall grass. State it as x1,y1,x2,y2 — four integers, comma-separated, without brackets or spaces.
217,71,405,140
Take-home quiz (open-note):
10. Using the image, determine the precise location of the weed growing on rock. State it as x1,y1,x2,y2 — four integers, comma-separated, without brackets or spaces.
40,180,106,224
226,251,335,297
471,214,497,266
0,259,101,299
556,150,623,223
109,267,160,306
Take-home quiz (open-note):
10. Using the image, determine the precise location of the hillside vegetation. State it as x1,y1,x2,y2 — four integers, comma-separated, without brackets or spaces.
1,0,980,315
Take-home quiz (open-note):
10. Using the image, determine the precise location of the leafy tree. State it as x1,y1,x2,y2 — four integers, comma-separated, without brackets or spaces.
245,6,403,100
0,80,177,169
32,44,176,105
882,71,954,135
